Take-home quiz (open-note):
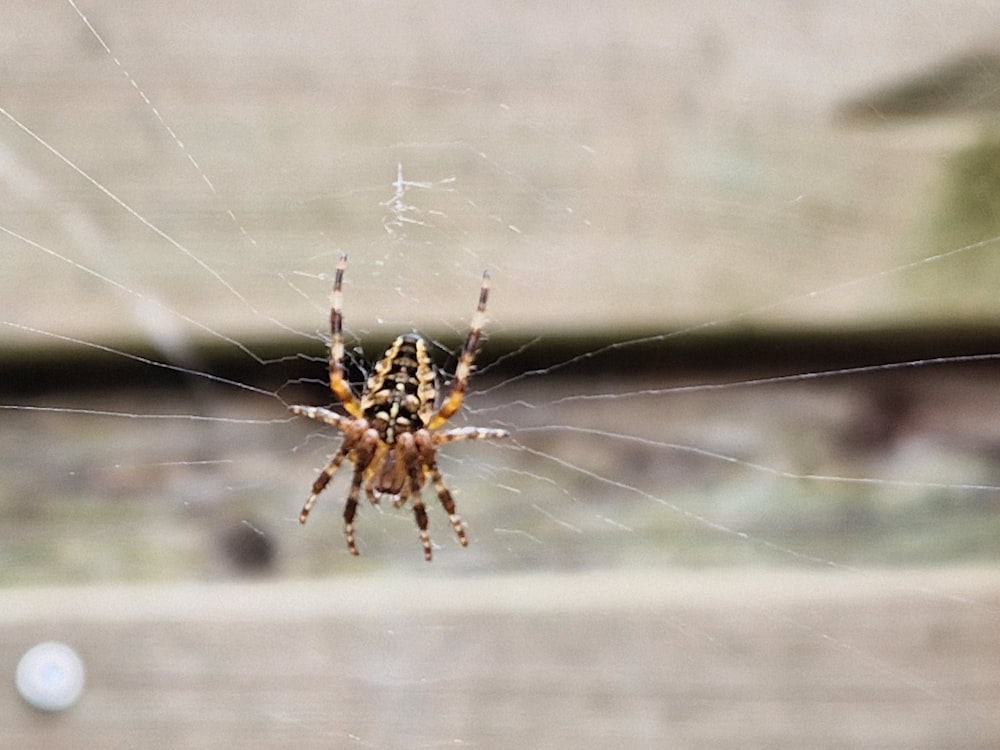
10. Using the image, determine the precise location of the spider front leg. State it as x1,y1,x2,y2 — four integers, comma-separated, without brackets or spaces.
327,254,364,419
425,271,491,431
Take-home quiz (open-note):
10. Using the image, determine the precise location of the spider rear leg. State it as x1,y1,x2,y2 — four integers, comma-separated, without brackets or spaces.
341,432,379,556
411,499,433,562
396,435,436,561
343,466,366,556
426,463,468,548
299,448,349,523
415,431,468,550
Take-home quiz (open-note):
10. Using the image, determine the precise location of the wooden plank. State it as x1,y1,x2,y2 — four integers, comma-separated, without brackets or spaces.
2,570,999,749
3,2,999,349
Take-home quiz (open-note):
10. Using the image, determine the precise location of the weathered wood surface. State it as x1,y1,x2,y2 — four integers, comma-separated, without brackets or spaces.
3,367,1000,747
3,4,1000,748
3,570,999,749
3,1,1000,349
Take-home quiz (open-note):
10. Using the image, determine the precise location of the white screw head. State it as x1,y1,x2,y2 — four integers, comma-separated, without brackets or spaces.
15,641,86,712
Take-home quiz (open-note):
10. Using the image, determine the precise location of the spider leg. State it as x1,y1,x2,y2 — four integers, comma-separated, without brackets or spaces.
395,479,434,561
343,463,366,556
425,461,468,549
289,404,345,427
425,271,490,430
298,447,349,523
328,254,364,419
434,425,510,444
288,256,361,430
341,427,379,555
411,498,432,561
395,433,435,561
296,416,379,557
292,410,368,523
414,430,469,551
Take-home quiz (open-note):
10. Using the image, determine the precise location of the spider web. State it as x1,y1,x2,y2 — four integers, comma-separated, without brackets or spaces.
2,2,1000,747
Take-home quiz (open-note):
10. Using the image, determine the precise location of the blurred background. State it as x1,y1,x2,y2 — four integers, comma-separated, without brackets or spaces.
2,2,1000,747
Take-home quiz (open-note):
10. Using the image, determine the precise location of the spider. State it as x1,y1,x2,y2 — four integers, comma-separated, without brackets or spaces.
290,255,509,561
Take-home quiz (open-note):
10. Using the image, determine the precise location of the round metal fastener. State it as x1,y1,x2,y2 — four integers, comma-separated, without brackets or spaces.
15,641,85,712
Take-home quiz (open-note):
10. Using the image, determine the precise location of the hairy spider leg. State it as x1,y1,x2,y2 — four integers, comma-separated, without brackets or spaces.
423,456,468,547
290,408,380,544
342,462,367,556
328,253,363,419
424,428,506,550
297,444,350,523
433,425,511,444
394,432,436,560
341,426,379,555
288,405,351,523
425,271,490,430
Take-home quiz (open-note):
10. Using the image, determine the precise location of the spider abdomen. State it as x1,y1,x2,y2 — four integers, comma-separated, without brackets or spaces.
361,333,437,444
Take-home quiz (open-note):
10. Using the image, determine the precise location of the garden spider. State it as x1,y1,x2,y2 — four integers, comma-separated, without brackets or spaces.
290,255,509,561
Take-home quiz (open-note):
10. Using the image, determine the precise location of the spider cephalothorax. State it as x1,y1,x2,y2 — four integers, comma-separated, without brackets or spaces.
290,255,508,560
